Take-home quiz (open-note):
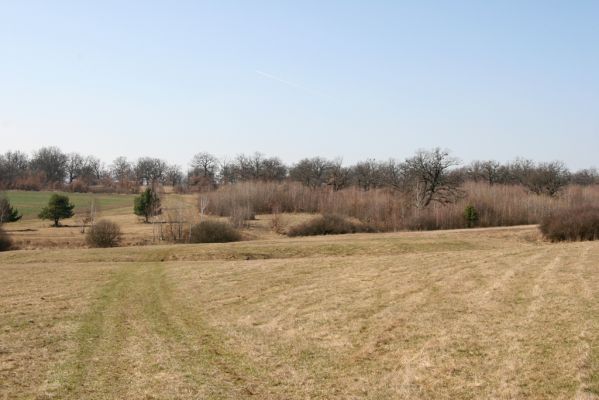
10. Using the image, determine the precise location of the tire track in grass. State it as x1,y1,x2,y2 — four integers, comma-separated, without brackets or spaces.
497,247,566,398
139,263,272,398
47,262,270,400
45,265,137,399
576,243,599,399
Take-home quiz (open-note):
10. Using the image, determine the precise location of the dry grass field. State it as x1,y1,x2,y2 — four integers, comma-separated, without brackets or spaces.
1,225,599,399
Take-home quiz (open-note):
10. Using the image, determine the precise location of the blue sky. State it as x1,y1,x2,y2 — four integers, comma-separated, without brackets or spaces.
1,1,598,169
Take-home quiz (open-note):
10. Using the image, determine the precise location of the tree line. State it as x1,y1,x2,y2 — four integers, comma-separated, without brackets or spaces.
0,146,597,198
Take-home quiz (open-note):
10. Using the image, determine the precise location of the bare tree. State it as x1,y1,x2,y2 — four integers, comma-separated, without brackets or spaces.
327,159,351,191
467,160,502,185
289,157,332,188
164,164,183,186
66,153,84,183
86,156,104,181
404,148,461,208
30,146,68,185
260,156,287,181
0,151,29,188
380,159,408,191
135,157,167,185
571,168,599,185
110,156,134,189
526,161,570,196
351,159,382,191
190,152,218,181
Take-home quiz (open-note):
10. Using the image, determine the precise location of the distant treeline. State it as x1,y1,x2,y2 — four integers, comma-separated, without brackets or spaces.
0,146,597,196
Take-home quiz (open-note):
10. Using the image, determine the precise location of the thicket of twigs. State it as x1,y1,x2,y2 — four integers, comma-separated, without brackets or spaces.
204,181,599,232
287,214,378,237
86,219,122,248
189,220,241,243
539,206,599,242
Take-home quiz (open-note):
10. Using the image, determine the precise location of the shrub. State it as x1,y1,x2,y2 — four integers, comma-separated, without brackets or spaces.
0,226,12,251
539,206,599,242
287,214,377,237
404,212,441,231
86,219,122,247
190,220,241,243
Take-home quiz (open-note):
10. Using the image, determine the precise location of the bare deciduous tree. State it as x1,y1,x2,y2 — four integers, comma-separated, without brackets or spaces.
0,151,29,188
526,161,570,196
327,159,351,191
467,160,502,185
351,159,382,191
30,146,68,184
380,159,408,191
66,153,84,183
190,152,218,184
404,148,461,208
164,164,183,186
289,157,332,188
110,156,134,190
135,157,167,185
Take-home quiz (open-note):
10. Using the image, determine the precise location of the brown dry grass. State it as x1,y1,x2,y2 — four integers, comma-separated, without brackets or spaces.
2,226,599,399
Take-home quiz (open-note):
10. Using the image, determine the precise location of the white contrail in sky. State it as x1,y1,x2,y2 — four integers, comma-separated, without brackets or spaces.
255,70,324,97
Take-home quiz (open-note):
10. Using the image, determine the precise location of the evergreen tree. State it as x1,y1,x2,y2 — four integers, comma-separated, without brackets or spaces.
134,188,161,223
38,194,75,227
0,197,22,223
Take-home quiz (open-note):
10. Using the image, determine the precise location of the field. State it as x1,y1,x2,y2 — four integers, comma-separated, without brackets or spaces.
3,191,136,220
1,191,311,250
1,224,599,399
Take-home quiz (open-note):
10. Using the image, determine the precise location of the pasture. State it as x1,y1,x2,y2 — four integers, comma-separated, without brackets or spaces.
1,191,199,249
2,191,136,220
1,226,598,399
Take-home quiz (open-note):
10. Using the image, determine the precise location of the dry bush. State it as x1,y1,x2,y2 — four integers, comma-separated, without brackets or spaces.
270,208,287,234
162,203,195,243
70,180,89,193
287,214,377,237
14,173,44,191
228,204,255,228
189,220,241,243
402,182,599,230
86,220,122,248
539,206,599,242
204,181,406,231
205,181,323,215
163,219,191,243
0,226,12,251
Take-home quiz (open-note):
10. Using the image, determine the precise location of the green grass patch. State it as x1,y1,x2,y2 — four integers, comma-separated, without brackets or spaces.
1,190,136,219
